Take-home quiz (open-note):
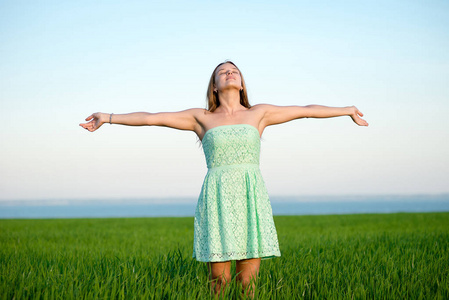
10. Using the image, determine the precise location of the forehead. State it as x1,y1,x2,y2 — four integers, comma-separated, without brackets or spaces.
217,63,238,72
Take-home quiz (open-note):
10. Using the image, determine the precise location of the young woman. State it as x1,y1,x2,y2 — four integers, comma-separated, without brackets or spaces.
80,61,368,297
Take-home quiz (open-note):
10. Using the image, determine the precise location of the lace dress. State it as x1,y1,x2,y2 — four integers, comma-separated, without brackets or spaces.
193,124,281,262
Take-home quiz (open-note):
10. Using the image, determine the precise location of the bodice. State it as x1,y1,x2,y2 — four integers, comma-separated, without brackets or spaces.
201,124,260,169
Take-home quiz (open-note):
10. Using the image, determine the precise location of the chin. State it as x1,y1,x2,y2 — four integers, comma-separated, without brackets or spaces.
223,84,241,91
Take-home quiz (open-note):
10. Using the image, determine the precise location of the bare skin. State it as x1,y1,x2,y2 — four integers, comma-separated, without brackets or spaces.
208,258,260,298
235,258,261,298
79,63,368,139
79,63,368,297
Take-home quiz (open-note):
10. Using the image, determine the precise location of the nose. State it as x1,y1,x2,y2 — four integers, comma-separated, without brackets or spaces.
227,70,233,75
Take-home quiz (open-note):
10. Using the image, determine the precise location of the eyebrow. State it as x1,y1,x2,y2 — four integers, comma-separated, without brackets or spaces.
218,67,238,72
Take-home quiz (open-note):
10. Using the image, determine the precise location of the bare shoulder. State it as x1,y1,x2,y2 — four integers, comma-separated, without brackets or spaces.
179,107,206,115
187,108,209,121
173,108,207,121
248,103,269,114
250,103,279,116
251,103,275,110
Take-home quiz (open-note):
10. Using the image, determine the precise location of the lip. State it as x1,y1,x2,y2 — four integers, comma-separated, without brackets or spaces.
226,77,235,80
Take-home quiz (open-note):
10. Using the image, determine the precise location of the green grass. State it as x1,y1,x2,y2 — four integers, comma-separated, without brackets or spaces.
1,213,448,299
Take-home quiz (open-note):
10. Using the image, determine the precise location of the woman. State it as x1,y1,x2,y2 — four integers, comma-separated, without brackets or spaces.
80,61,368,297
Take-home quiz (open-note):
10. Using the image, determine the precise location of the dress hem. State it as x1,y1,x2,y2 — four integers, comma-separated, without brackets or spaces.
192,253,281,263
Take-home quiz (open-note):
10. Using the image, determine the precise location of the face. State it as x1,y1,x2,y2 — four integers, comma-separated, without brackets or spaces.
213,63,243,93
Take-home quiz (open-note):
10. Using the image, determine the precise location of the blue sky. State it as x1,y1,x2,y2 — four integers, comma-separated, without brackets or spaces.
1,0,448,201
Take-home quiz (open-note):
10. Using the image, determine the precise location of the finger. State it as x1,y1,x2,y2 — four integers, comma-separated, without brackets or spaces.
80,123,95,130
85,115,93,121
80,120,93,127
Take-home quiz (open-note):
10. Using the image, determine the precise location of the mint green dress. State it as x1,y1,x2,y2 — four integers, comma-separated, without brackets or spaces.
193,124,281,262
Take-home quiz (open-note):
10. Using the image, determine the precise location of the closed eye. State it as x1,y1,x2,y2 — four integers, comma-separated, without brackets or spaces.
217,69,239,75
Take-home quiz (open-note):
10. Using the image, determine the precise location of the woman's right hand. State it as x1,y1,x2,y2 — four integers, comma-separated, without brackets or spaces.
349,106,369,127
79,113,108,132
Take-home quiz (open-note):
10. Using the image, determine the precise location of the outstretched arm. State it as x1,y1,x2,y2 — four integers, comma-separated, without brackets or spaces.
258,104,368,127
79,109,202,133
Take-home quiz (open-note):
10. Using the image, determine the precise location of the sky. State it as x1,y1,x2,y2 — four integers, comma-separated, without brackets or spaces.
1,0,448,202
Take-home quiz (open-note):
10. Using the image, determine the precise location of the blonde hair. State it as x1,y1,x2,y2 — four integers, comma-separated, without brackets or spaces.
206,61,250,112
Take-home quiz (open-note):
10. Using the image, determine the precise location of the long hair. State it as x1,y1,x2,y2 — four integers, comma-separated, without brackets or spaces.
206,61,250,112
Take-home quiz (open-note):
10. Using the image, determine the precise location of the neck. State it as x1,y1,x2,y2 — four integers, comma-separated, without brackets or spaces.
216,89,243,114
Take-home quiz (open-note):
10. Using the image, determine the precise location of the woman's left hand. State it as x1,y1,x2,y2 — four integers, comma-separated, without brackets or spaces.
349,106,369,126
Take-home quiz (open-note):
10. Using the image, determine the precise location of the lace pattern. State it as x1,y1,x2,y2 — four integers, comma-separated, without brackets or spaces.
193,124,281,262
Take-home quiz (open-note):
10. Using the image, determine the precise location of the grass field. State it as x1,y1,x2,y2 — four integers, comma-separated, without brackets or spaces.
1,213,448,299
